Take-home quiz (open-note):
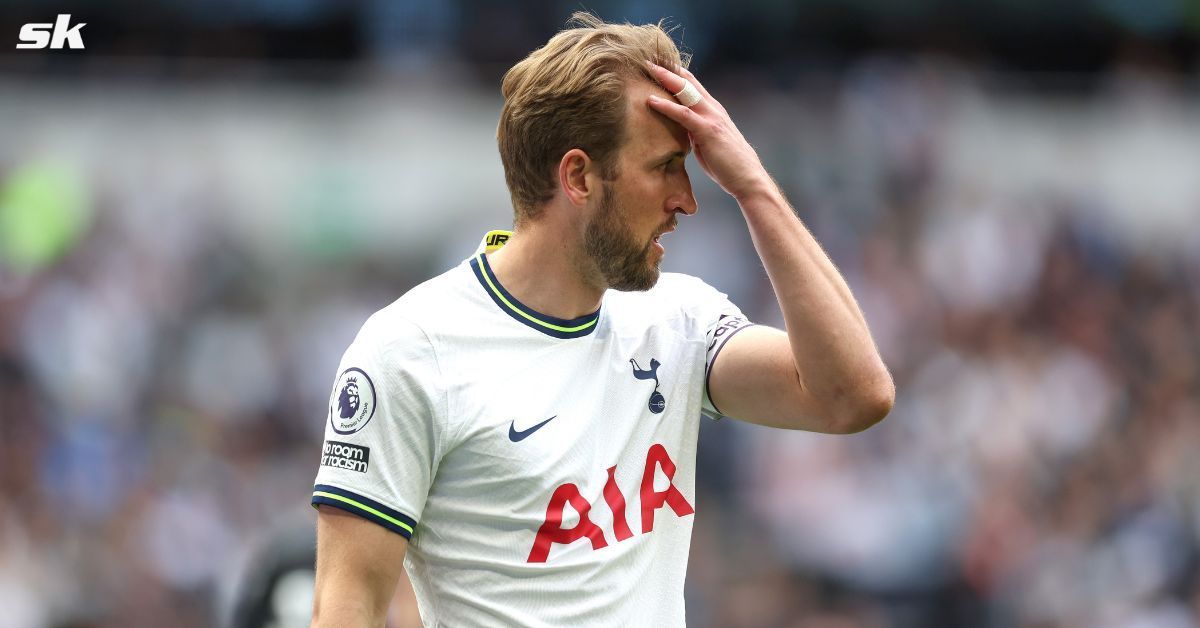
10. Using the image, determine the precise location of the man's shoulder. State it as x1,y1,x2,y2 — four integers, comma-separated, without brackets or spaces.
654,272,721,296
356,262,476,346
607,272,727,312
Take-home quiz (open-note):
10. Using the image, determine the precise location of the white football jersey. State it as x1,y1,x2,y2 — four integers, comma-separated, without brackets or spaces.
312,230,755,627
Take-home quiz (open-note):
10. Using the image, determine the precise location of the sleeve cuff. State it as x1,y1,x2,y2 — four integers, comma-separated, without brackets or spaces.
704,322,757,418
311,484,417,539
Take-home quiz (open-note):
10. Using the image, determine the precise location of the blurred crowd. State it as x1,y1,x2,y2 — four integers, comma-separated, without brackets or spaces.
682,60,1200,627
1,51,1199,628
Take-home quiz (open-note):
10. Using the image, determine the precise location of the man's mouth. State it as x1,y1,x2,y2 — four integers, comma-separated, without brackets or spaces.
653,221,677,244
652,229,670,255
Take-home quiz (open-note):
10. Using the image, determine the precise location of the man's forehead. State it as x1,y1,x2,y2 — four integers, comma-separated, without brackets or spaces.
624,79,690,155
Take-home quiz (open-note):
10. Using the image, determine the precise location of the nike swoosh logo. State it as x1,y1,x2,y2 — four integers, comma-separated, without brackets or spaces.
508,415,557,442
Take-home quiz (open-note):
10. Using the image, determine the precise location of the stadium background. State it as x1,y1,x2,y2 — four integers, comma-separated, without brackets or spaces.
1,1,1199,626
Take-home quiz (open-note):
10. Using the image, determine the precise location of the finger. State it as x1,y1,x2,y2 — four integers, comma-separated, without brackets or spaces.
649,62,720,113
676,66,715,102
645,61,688,96
647,94,705,131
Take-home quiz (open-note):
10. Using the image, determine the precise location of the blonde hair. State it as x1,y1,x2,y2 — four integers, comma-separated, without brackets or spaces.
497,12,689,223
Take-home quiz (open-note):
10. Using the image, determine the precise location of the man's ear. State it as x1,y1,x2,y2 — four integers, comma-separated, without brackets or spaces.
558,148,594,207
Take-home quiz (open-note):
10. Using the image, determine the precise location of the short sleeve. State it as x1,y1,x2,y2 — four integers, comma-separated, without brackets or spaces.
690,282,756,419
311,317,443,539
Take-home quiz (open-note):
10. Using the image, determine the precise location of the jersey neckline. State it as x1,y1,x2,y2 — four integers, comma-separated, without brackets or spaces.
469,252,601,339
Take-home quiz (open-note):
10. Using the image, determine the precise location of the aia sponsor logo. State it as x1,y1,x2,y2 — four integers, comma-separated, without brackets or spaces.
527,444,693,563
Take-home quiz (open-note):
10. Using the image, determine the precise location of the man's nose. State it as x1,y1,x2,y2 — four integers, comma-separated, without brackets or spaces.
672,195,697,216
670,173,698,215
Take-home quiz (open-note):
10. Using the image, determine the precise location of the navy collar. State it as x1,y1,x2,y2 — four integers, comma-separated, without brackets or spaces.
469,253,601,339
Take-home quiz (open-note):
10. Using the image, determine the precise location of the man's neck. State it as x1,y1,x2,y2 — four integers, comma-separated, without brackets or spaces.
485,223,606,320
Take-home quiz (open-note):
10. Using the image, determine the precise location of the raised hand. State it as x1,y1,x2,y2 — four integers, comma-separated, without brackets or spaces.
645,62,772,201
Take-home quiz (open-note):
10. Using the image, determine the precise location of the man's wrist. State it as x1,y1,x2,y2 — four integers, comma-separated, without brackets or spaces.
731,173,782,208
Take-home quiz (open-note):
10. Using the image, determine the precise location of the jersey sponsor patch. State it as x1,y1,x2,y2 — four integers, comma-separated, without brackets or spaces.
329,367,377,434
480,229,511,253
321,440,370,472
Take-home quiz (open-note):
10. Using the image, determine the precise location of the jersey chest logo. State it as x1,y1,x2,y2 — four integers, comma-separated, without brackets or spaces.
527,443,694,563
629,357,666,414
508,415,557,442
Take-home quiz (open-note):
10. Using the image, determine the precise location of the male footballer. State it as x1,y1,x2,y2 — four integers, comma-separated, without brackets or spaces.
311,13,893,627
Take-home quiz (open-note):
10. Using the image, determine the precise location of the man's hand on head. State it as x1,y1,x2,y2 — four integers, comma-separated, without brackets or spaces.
645,63,773,202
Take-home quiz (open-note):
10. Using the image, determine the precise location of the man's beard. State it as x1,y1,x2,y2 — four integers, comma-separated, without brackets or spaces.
582,184,667,291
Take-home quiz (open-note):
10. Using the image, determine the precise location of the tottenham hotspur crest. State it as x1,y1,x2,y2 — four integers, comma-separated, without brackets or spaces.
630,358,666,414
329,367,377,434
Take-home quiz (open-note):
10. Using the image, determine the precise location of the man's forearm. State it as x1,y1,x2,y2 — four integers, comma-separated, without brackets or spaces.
735,176,893,428
313,602,384,628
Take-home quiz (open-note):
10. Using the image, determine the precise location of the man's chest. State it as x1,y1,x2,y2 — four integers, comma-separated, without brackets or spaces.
426,327,706,527
453,326,699,450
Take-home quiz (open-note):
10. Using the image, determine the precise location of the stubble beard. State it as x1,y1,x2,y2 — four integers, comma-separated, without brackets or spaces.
582,184,662,292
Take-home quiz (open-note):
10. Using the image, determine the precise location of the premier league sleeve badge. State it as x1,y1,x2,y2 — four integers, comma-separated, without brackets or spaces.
329,367,378,434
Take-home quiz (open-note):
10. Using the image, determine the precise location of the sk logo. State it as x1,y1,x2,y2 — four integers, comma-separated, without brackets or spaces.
629,358,666,414
17,15,86,50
